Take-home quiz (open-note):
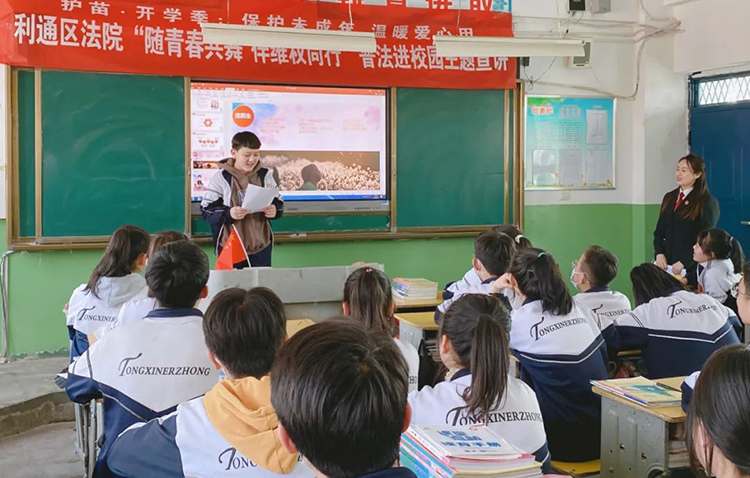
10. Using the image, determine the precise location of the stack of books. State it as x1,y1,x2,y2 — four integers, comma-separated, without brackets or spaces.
591,376,682,407
392,278,439,300
400,425,543,478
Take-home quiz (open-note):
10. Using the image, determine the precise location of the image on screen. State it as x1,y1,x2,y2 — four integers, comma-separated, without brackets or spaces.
190,82,388,203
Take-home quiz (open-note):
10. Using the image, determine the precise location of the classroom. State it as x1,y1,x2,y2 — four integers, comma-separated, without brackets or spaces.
1,0,749,477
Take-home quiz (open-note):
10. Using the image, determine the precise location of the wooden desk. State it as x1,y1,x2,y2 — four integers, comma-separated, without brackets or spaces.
286,319,315,338
393,292,443,312
595,376,687,477
395,312,438,351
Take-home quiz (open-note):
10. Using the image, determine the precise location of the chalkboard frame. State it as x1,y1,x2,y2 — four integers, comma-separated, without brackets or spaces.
7,68,522,251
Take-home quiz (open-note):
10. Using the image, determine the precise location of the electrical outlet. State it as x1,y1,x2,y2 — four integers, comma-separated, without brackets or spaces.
568,0,586,12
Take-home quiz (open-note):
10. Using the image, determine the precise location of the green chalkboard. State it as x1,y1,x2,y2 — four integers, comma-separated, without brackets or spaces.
396,89,507,228
40,71,186,237
18,71,36,238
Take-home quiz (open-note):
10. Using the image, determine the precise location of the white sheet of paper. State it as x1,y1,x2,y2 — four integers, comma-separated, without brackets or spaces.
242,184,279,213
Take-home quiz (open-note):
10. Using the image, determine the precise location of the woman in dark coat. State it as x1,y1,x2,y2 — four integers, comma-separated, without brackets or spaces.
654,154,720,284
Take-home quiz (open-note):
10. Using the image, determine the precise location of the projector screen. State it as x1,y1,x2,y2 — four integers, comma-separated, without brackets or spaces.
190,82,389,207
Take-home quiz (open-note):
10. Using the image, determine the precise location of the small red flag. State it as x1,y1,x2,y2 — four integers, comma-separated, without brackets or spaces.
216,226,249,270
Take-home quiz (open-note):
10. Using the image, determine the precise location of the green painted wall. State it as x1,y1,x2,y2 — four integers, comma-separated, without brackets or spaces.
2,203,662,357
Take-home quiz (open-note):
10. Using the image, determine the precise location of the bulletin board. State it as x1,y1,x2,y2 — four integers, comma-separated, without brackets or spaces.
524,95,616,190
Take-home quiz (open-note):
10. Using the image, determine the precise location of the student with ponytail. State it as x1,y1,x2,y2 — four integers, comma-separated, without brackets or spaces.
499,248,608,462
65,225,150,361
343,267,420,392
693,228,744,312
616,263,740,379
408,294,551,473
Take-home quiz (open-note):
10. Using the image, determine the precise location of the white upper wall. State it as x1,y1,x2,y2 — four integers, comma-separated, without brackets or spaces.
516,0,685,206
673,0,750,73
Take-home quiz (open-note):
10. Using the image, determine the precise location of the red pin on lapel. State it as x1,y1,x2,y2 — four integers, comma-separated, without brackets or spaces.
685,201,690,205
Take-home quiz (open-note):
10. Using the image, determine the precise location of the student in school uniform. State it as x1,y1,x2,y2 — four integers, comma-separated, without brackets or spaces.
98,231,188,339
435,230,516,323
682,261,750,411
445,225,532,297
498,248,608,462
693,228,744,314
343,267,420,393
571,245,629,351
107,287,313,478
409,294,551,473
66,241,219,477
201,131,284,268
65,225,150,362
272,320,416,478
684,345,750,478
614,263,740,380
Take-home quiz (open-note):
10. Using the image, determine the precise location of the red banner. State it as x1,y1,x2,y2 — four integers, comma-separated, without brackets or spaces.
0,0,516,89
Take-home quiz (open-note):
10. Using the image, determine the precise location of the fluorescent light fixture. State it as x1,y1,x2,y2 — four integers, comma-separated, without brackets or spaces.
433,36,587,58
201,23,377,53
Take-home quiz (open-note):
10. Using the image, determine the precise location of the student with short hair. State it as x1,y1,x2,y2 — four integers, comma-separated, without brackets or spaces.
435,230,516,323
201,131,284,268
344,267,420,393
66,241,219,477
615,263,740,380
299,163,322,191
409,294,551,473
271,320,416,478
693,228,744,311
445,225,531,295
107,287,312,478
99,231,189,339
500,248,608,462
65,225,150,362
685,344,750,478
571,245,629,350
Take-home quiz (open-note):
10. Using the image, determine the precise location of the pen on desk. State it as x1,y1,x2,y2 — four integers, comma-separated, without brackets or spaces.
656,382,682,393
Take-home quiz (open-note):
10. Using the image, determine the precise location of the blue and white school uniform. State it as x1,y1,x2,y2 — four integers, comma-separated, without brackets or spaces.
697,259,740,304
107,378,314,478
394,338,420,393
510,300,608,462
680,371,699,412
445,269,481,295
573,286,630,351
614,289,740,379
435,277,511,324
408,368,551,473
66,308,219,477
66,274,146,361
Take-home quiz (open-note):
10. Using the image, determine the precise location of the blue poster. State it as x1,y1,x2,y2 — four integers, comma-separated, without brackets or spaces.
525,96,615,190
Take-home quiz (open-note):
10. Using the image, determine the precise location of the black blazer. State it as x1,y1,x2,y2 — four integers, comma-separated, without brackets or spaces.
653,188,720,270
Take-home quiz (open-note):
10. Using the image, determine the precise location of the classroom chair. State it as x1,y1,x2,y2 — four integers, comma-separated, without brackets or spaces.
73,400,103,478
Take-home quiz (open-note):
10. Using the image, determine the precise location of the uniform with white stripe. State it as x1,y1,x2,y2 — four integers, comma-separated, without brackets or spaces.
615,290,740,379
394,338,420,394
200,167,283,255
697,259,741,304
445,269,482,295
108,392,314,477
435,278,511,324
66,274,146,361
680,371,699,412
510,300,608,462
408,368,551,473
67,308,219,477
573,286,630,351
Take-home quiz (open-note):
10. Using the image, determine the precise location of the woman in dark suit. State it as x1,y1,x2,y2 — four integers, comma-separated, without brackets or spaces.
653,154,720,283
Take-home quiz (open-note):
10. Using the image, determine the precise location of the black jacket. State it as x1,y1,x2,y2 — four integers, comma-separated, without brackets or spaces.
653,188,719,271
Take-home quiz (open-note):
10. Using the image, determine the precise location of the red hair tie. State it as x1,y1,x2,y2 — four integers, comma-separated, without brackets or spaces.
365,267,373,274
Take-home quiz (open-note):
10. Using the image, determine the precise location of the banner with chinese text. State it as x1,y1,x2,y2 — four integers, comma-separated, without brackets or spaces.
0,0,516,89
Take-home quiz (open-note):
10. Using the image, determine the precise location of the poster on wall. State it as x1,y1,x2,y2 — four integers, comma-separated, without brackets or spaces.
524,96,616,190
191,83,388,203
